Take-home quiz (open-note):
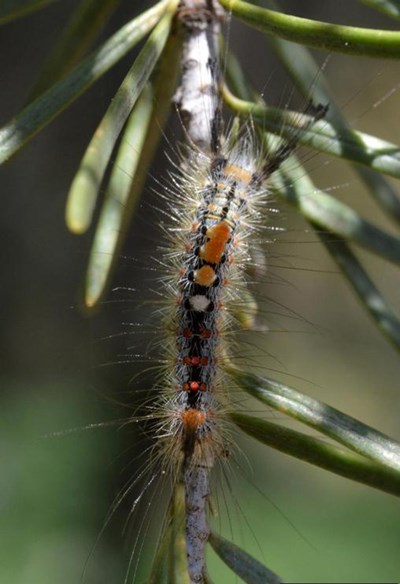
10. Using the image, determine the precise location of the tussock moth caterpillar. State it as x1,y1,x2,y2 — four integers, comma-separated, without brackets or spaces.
0,1,395,579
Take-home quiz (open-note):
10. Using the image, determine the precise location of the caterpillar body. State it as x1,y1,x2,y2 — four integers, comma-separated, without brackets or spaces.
152,102,327,584
163,137,268,582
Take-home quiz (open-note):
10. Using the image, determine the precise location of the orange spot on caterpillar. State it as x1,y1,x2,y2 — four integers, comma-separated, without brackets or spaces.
200,222,231,263
181,408,206,430
224,163,252,184
194,265,216,286
183,328,192,338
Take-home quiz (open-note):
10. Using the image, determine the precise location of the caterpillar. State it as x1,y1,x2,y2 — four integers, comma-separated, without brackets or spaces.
155,115,325,583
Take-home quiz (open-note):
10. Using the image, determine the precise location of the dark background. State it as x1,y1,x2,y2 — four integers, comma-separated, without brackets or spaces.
1,1,400,582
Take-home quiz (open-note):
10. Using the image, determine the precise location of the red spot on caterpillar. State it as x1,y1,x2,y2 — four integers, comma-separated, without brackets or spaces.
182,381,207,392
200,222,231,263
183,328,192,338
182,356,209,366
201,328,212,338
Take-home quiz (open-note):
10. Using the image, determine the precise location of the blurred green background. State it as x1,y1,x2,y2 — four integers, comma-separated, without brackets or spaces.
1,1,400,583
